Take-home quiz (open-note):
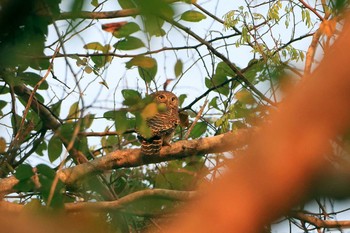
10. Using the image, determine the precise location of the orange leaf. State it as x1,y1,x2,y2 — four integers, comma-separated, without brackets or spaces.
102,21,128,33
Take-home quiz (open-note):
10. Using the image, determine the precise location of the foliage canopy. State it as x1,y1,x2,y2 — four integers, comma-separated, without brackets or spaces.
0,0,349,232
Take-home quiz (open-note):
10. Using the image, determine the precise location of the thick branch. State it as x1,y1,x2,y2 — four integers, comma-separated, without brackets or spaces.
56,9,139,20
13,85,61,130
59,129,253,185
0,189,195,213
65,189,196,212
0,129,253,196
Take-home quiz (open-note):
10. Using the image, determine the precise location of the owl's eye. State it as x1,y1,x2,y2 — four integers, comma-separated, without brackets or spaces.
171,97,176,102
158,95,165,100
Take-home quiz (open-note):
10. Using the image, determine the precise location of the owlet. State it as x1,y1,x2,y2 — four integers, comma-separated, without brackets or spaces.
138,91,180,156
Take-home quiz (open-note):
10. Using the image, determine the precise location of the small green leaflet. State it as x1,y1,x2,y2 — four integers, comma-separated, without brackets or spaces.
180,10,206,22
126,56,156,69
114,36,145,50
174,59,183,77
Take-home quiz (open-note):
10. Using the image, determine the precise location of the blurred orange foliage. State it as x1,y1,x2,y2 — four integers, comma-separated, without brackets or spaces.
165,17,350,233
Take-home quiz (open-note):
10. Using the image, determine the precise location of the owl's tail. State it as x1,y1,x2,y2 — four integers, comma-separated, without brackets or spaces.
138,136,163,156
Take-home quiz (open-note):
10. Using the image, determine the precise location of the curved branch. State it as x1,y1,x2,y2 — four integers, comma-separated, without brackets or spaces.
290,212,350,229
0,128,254,196
65,189,196,212
0,189,195,213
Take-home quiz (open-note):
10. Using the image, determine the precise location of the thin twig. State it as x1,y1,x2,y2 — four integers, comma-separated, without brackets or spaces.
184,100,208,140
298,0,324,21
164,17,276,106
304,29,321,75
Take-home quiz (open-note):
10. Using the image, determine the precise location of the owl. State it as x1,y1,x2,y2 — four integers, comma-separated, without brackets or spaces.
137,91,180,156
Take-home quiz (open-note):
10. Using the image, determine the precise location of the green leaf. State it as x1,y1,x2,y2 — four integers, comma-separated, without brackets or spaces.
113,176,127,194
106,136,119,150
135,112,152,138
209,96,219,110
18,72,49,90
155,170,195,190
91,0,99,7
35,92,45,104
83,42,105,51
11,114,21,130
126,56,156,69
178,94,187,107
138,64,158,83
91,54,109,68
104,111,136,133
112,22,141,38
59,122,74,141
14,179,35,192
15,164,34,180
118,0,136,9
141,102,158,119
174,59,183,77
35,141,47,156
205,74,229,96
26,109,42,131
113,110,128,133
36,164,55,179
103,110,117,120
244,60,265,83
114,36,145,50
70,0,84,16
48,135,62,162
180,10,206,22
0,100,7,112
216,61,235,77
67,101,79,120
82,114,95,130
101,135,120,153
189,121,207,138
235,89,256,105
39,171,65,208
50,100,62,117
0,86,10,95
122,89,142,106
144,16,166,37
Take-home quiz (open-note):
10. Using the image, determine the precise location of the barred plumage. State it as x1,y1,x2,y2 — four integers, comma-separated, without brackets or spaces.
138,91,180,156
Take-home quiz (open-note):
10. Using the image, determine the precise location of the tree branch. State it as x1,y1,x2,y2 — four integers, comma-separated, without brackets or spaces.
304,29,321,75
65,189,196,212
44,8,275,106
56,9,139,20
13,85,61,130
163,18,276,106
290,212,350,229
298,0,324,21
165,16,350,232
0,128,254,197
0,189,196,213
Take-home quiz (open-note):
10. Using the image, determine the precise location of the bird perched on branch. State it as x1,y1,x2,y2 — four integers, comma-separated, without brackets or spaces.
137,91,180,156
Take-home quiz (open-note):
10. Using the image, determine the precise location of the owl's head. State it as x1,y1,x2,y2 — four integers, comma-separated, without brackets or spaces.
151,91,179,110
